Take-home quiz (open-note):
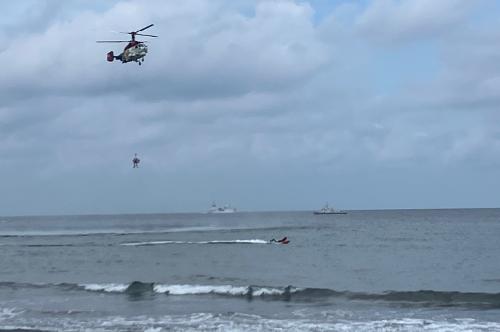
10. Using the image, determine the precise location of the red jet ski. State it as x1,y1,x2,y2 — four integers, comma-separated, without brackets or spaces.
270,237,289,244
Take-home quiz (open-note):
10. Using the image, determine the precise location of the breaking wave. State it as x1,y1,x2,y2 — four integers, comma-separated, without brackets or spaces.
2,312,500,332
77,282,295,298
2,281,500,308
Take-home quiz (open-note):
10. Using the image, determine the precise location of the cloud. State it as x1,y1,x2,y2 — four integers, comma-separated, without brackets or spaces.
355,0,474,44
1,0,329,103
1,0,500,214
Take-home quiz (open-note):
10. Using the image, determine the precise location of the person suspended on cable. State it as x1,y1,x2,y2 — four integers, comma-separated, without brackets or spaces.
132,153,140,168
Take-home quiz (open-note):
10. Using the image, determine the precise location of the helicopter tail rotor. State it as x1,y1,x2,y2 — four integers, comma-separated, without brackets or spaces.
107,51,115,62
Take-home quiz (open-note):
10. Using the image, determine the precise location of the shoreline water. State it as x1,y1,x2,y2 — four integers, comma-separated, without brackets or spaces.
1,209,499,331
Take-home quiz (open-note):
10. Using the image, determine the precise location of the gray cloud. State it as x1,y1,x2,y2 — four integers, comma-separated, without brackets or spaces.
1,0,328,103
355,0,475,44
1,0,499,215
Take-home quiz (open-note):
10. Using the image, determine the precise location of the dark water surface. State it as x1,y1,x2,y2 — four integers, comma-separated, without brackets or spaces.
1,209,499,331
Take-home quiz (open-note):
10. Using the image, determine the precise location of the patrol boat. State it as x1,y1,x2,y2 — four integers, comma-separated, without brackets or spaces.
207,202,237,214
313,203,347,215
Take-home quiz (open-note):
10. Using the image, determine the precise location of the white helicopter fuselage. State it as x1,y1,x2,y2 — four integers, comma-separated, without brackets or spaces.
122,42,148,63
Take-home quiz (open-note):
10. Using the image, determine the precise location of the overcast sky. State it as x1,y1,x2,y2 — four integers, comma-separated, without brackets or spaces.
1,0,500,216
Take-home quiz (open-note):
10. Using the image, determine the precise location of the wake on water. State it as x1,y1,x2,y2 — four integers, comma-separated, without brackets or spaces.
0,226,223,238
120,239,270,246
0,239,281,248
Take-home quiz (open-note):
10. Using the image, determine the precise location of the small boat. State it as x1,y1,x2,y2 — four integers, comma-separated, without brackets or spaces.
313,203,347,215
207,202,237,214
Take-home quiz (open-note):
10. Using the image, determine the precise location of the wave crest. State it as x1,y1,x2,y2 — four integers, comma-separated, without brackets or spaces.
2,281,500,307
77,282,295,298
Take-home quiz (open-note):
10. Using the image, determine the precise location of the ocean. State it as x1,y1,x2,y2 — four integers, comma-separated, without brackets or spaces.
0,209,499,331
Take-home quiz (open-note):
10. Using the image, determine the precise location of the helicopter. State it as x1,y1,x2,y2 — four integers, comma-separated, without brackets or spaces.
96,24,158,65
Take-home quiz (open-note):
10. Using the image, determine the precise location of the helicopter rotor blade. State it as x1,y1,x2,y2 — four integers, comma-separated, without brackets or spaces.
137,24,154,32
96,40,130,43
135,33,158,37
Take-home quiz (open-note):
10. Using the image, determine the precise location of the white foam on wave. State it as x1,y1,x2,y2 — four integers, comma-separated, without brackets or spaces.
0,308,22,321
121,239,268,246
153,284,249,295
77,282,291,297
2,310,500,331
88,314,500,332
153,314,500,332
252,287,288,296
153,284,299,297
79,283,129,293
